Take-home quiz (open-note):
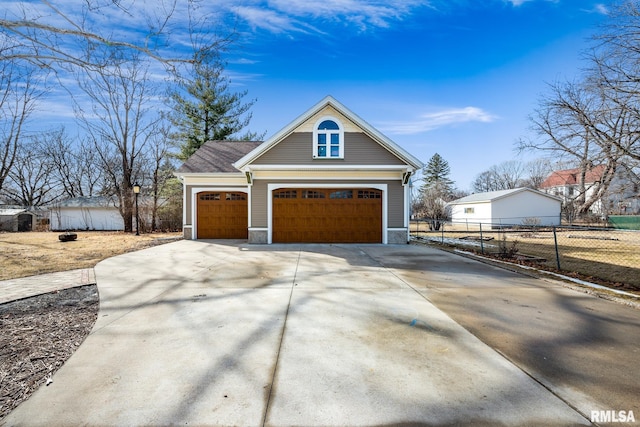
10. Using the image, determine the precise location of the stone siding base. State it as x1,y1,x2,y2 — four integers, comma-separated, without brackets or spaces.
183,226,193,240
387,229,408,244
248,229,268,244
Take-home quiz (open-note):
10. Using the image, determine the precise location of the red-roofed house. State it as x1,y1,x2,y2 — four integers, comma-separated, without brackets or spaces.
540,164,640,216
540,165,606,214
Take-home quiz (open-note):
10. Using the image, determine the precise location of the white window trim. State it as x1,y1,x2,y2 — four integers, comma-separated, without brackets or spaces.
267,183,387,244
312,116,344,160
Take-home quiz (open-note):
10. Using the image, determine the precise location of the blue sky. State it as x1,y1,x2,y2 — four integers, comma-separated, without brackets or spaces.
219,0,610,189
11,0,611,190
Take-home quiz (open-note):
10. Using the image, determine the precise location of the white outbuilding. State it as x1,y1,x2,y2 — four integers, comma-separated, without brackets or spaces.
0,208,36,232
448,188,562,227
49,196,124,231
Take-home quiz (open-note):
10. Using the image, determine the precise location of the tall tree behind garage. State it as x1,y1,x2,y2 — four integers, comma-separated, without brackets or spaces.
414,153,457,230
73,52,159,232
168,52,264,161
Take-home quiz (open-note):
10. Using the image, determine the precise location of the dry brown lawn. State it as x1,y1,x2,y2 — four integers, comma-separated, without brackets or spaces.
412,222,640,293
0,231,182,281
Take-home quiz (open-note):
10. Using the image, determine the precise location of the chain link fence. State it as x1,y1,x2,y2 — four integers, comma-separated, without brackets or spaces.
411,219,640,291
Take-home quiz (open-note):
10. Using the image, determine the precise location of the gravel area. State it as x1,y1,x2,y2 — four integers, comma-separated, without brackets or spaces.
0,285,98,420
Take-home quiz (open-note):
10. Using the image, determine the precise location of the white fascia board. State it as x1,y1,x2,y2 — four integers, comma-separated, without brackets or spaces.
490,188,564,203
234,95,424,171
447,199,492,206
323,97,424,170
234,98,334,169
177,172,245,185
246,164,413,171
175,172,244,178
253,170,401,181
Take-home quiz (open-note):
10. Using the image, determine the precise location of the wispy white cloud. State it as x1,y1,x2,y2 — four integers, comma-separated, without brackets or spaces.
234,6,311,34
505,0,533,6
578,3,609,15
588,3,609,15
504,0,559,6
228,0,430,34
378,107,498,134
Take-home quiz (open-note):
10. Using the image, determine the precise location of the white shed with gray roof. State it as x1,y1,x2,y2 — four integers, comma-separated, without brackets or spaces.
49,196,124,231
448,188,562,227
0,208,36,232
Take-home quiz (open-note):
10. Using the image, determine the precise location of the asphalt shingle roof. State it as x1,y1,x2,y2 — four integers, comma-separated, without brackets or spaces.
176,141,262,173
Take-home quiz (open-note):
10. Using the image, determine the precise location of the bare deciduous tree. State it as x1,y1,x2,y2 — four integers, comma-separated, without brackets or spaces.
39,128,104,198
519,80,622,215
588,1,640,162
471,160,528,193
524,158,553,189
0,1,226,72
412,187,450,231
74,55,160,232
518,1,640,217
0,60,41,197
1,134,60,206
142,121,176,231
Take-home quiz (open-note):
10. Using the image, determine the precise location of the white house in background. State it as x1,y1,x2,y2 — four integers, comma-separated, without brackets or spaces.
540,164,640,216
448,188,562,227
49,196,124,231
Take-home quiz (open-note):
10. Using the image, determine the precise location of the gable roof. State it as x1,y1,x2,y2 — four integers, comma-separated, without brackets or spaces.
0,208,32,216
448,188,562,205
176,141,262,174
51,196,116,208
233,96,423,170
540,164,606,188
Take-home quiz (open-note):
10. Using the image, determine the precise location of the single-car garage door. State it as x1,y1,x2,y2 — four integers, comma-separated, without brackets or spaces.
197,192,248,239
273,188,382,243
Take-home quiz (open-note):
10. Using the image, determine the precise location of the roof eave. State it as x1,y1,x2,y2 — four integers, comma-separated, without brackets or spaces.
174,171,244,178
234,96,424,171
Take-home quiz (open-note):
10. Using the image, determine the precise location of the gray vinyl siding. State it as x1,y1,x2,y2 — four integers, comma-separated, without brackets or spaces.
251,180,268,227
250,179,404,227
387,180,405,227
252,132,406,165
185,185,194,224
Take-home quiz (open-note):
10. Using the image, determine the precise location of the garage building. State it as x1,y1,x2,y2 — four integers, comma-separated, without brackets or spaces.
175,96,423,244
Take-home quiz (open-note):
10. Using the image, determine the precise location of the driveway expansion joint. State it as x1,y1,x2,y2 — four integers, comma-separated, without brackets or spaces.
261,248,302,426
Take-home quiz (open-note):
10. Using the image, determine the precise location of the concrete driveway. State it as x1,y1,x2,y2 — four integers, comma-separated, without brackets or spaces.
4,240,617,426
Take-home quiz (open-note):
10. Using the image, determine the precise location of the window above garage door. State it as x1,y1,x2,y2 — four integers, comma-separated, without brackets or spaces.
313,117,344,159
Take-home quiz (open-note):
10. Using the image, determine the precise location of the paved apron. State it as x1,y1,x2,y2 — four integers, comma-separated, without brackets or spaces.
4,241,601,426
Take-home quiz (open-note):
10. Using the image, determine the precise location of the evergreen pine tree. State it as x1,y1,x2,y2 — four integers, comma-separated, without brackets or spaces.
420,153,455,198
168,56,263,161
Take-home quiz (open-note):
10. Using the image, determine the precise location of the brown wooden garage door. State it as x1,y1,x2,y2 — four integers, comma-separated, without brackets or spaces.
273,188,382,243
197,192,248,239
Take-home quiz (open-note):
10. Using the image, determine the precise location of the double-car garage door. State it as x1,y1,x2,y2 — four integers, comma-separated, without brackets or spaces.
272,188,382,243
197,188,382,243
